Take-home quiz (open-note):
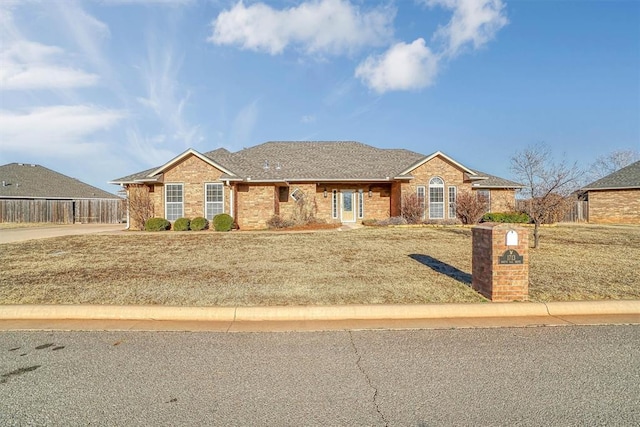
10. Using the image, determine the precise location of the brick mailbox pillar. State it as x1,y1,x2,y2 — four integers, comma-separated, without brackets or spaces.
472,223,529,302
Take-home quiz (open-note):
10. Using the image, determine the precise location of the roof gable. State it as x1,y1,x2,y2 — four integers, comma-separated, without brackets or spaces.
582,160,640,191
399,151,477,176
149,149,237,178
1,163,120,199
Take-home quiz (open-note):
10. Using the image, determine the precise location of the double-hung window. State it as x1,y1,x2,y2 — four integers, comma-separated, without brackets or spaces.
165,183,183,221
477,189,491,213
358,189,364,219
205,183,224,220
428,177,445,219
448,186,457,219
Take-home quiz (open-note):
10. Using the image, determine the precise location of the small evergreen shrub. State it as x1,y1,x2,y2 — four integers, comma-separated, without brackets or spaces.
144,217,171,231
191,217,208,231
213,213,234,231
173,217,191,231
482,212,531,223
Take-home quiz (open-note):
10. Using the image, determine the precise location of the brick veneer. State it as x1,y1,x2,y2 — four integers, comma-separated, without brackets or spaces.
472,223,529,302
588,189,640,224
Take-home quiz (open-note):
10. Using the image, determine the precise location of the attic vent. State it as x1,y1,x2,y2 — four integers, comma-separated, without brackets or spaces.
263,160,269,171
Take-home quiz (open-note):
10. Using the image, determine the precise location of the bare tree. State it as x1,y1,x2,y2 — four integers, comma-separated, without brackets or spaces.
510,143,584,248
401,193,424,224
127,184,155,230
455,190,487,224
587,149,640,183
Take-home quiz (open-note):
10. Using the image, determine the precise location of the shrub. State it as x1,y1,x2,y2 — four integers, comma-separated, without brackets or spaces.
144,217,170,231
401,193,424,224
482,212,531,223
173,217,191,231
455,191,487,225
378,216,408,226
267,215,295,229
213,213,234,232
362,219,379,226
190,217,208,231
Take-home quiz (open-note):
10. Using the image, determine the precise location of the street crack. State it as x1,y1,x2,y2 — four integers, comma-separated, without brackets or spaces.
348,331,388,427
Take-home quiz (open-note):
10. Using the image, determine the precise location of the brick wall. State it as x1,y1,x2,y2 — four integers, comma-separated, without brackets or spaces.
472,223,529,301
588,189,640,224
236,183,276,229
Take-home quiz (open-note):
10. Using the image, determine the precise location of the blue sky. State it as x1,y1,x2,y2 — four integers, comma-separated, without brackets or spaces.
1,0,638,194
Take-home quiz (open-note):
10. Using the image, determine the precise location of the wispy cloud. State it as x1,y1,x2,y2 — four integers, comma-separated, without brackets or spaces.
355,39,439,93
301,114,316,124
230,99,259,147
0,4,100,91
0,105,123,155
427,0,508,57
101,0,194,5
356,0,507,93
209,0,395,56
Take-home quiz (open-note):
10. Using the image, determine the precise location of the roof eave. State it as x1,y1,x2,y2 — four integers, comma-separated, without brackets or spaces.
149,148,237,178
582,186,640,191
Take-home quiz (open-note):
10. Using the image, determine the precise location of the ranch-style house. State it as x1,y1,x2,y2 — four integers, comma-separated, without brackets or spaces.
110,141,522,230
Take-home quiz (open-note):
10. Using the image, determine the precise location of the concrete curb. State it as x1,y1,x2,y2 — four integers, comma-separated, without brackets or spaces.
1,301,638,322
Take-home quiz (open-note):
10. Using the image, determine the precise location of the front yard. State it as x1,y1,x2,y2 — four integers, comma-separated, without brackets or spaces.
0,224,638,306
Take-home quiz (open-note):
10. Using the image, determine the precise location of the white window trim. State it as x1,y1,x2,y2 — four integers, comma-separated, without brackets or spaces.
448,186,457,219
165,183,184,221
428,177,445,220
417,186,426,220
204,182,225,220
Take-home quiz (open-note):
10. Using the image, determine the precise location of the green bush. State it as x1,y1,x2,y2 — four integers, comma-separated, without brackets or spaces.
212,213,234,232
144,217,171,231
191,217,208,231
482,212,531,224
173,217,191,231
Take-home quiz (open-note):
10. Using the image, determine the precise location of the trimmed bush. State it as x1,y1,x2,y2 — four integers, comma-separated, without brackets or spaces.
482,212,531,224
191,217,208,231
173,217,191,231
212,213,234,232
144,217,171,231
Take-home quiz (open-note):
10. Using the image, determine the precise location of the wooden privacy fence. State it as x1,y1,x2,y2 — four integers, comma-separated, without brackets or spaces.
514,199,589,223
0,199,125,224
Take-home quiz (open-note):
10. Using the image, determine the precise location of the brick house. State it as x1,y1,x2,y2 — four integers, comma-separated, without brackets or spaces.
580,160,640,224
110,141,522,230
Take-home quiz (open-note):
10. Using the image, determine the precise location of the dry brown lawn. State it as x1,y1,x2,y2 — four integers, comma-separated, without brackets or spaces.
0,224,638,306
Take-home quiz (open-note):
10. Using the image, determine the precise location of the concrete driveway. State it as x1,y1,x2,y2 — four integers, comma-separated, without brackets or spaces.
0,224,126,244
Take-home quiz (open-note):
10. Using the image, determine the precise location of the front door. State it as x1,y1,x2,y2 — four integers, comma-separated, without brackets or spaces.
341,190,356,223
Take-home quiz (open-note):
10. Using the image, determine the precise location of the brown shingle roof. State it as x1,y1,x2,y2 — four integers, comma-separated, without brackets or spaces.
0,163,121,199
111,141,519,188
582,160,640,190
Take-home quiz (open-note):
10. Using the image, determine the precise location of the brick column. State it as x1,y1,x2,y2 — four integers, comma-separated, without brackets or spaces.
472,223,529,302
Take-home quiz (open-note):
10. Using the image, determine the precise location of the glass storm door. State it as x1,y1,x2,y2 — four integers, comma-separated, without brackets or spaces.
341,190,356,222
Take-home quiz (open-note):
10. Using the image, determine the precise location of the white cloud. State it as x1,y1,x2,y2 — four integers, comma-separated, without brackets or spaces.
209,0,394,55
427,0,508,56
136,42,203,148
0,105,124,155
355,39,438,93
301,115,316,124
0,40,99,91
230,99,259,146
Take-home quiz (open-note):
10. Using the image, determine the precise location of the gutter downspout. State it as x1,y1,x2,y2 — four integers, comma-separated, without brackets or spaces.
123,183,130,230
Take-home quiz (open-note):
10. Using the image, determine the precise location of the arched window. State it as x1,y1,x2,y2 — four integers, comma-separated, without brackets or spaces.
429,177,445,219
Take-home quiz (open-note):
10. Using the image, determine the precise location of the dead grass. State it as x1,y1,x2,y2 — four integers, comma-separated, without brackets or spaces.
0,224,638,306
0,222,66,229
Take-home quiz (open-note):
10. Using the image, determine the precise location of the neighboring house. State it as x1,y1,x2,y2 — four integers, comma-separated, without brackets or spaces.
580,160,640,224
110,141,522,230
0,163,124,223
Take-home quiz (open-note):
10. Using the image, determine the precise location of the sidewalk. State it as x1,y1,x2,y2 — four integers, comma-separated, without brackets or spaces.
1,301,638,332
0,224,125,244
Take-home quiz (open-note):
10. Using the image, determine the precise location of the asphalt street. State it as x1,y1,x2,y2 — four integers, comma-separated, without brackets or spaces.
1,325,639,426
